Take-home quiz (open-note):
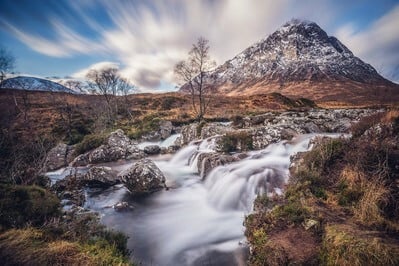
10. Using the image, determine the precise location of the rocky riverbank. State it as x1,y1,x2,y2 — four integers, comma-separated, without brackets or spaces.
45,108,382,214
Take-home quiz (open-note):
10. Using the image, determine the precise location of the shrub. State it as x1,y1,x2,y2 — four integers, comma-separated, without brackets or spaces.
0,185,60,229
196,120,206,137
74,133,106,156
219,131,253,153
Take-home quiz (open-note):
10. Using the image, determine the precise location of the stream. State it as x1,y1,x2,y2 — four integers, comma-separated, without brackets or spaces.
48,133,343,265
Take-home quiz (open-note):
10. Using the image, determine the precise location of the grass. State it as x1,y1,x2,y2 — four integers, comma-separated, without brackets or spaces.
322,224,399,266
0,184,60,230
0,228,132,266
74,132,107,156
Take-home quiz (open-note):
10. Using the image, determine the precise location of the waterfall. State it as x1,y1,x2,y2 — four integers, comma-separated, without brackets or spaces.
81,133,344,265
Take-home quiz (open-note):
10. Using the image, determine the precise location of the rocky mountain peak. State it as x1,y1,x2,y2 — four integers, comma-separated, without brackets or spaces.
180,19,398,102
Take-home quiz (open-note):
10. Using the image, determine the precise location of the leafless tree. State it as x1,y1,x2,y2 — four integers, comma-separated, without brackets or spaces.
13,78,32,123
86,66,135,126
117,78,136,120
175,37,215,121
64,80,85,93
0,47,15,82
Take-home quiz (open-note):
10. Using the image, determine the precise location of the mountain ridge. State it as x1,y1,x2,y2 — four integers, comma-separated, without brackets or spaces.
180,19,398,103
0,76,77,94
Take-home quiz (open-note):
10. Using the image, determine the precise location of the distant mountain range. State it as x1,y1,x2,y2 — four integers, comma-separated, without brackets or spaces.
180,19,399,103
0,76,77,94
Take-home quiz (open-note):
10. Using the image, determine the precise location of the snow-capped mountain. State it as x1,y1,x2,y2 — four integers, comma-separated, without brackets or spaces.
0,76,77,94
181,19,398,102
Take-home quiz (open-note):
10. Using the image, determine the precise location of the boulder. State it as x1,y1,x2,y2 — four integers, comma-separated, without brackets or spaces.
107,129,132,147
113,201,133,211
118,159,166,195
197,152,239,179
142,120,174,141
159,120,173,139
45,143,75,171
144,145,161,155
52,173,85,207
83,166,119,187
175,123,198,146
84,129,140,164
70,153,90,167
200,123,231,139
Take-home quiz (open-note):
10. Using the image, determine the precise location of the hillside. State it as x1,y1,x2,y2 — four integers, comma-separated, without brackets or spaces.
0,76,76,94
180,19,399,105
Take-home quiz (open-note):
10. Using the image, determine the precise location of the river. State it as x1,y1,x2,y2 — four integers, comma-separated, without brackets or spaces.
48,133,343,265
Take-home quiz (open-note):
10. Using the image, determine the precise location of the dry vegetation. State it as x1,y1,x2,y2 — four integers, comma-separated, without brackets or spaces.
245,110,399,265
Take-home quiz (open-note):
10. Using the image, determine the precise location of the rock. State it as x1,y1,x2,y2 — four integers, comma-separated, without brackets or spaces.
303,122,321,133
159,120,173,139
45,143,75,171
144,145,161,155
52,173,85,207
113,201,133,211
303,219,319,230
126,151,146,160
84,129,140,164
175,123,198,146
197,152,239,179
107,129,131,147
70,153,90,167
142,120,174,141
280,128,298,140
200,123,231,139
167,145,181,153
83,166,119,187
118,159,166,195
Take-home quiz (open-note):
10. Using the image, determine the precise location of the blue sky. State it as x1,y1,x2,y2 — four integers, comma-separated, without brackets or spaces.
1,0,399,91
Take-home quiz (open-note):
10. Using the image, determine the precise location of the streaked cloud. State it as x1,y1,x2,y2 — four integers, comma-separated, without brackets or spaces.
1,0,398,89
336,4,399,81
72,61,120,79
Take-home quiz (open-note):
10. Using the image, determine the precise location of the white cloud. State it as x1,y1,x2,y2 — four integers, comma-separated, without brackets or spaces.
72,61,120,79
335,4,399,81
5,0,398,89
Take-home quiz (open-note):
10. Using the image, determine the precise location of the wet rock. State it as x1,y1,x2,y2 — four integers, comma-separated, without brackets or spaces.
197,152,239,179
126,151,146,160
107,129,131,147
175,123,199,145
52,173,85,207
84,129,140,164
83,166,119,187
70,153,90,167
159,120,173,139
200,123,231,139
303,122,321,133
45,143,75,171
118,159,167,195
144,145,161,155
113,201,133,211
142,120,174,141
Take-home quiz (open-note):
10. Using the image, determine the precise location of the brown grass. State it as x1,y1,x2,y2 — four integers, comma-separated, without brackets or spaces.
0,228,131,266
323,224,399,266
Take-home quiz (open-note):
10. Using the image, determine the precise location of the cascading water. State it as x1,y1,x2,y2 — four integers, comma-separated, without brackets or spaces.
71,133,344,265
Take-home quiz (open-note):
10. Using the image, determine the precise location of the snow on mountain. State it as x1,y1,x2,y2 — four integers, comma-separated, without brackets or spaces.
180,19,398,101
0,76,77,94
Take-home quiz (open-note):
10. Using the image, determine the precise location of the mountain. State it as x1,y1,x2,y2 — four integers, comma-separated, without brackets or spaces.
0,76,77,94
181,19,399,103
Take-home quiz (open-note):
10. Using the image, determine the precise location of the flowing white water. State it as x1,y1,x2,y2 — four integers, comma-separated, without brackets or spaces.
52,133,344,265
138,134,181,150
